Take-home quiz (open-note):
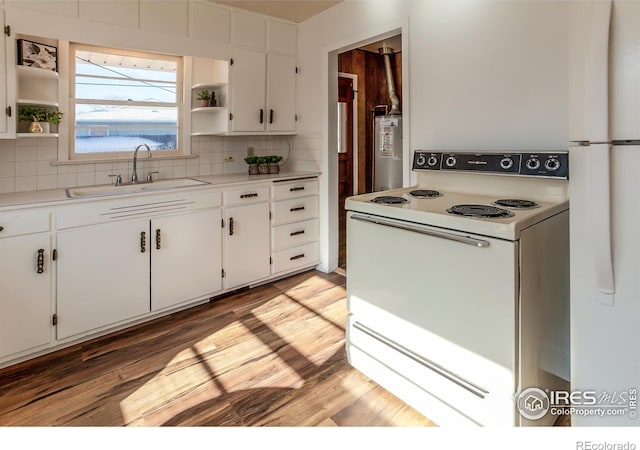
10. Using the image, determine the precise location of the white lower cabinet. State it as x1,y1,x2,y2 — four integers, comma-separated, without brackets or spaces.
223,201,271,289
56,219,151,340
151,209,222,311
0,233,52,358
270,178,320,275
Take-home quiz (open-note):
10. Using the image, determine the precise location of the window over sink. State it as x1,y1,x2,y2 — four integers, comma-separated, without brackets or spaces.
69,44,183,160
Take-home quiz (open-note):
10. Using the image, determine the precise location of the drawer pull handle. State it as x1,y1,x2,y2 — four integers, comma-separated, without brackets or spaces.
240,193,258,199
229,217,234,236
156,229,162,250
140,231,146,253
290,206,305,212
36,249,45,274
290,253,305,261
289,187,305,192
290,230,305,236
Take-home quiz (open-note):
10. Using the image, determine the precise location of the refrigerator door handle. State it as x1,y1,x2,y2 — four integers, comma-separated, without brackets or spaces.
590,143,615,305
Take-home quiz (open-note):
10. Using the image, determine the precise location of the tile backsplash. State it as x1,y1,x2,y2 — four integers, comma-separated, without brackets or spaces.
0,135,297,194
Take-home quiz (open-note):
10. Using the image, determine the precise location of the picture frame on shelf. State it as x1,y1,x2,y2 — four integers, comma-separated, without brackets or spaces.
17,39,58,72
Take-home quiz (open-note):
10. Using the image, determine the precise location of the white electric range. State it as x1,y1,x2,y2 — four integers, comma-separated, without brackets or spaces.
345,151,570,426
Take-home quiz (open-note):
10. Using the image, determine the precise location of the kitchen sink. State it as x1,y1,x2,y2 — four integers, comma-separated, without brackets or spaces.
65,178,210,198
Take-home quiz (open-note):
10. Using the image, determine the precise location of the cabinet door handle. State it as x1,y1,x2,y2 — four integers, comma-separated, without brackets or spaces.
229,217,234,236
269,109,274,124
289,187,305,192
259,109,264,124
290,206,305,212
290,230,305,237
140,231,146,253
156,228,161,250
240,193,258,199
36,249,45,274
290,253,305,261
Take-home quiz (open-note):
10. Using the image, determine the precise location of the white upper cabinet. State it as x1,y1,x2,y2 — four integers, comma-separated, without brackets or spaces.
267,20,296,56
0,9,15,138
7,0,78,18
141,0,189,37
79,0,139,27
266,53,296,132
230,47,266,132
189,1,230,43
231,10,266,49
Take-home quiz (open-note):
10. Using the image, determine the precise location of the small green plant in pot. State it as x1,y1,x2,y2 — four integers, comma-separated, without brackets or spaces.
267,155,283,174
18,106,47,133
256,156,269,174
196,89,211,107
43,110,64,133
244,156,259,175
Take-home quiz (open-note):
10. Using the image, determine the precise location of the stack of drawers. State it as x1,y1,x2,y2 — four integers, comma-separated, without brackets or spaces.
270,177,319,274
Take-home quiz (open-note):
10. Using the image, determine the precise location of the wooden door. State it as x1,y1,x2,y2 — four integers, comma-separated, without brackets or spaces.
338,76,354,268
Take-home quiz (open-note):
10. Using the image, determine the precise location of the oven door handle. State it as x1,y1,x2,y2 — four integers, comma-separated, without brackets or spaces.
350,213,490,248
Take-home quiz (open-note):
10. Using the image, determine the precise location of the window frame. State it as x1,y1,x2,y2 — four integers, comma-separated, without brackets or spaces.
68,43,184,161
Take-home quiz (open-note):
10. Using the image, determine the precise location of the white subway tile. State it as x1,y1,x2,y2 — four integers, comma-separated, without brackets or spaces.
36,145,57,161
0,178,14,193
15,146,37,161
36,175,58,191
76,163,96,173
198,165,212,176
0,164,14,178
0,147,15,162
15,161,36,177
77,171,96,187
37,161,58,176
172,165,186,178
57,173,77,188
15,176,37,192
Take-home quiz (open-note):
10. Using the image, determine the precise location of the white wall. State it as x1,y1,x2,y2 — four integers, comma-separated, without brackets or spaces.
295,0,569,272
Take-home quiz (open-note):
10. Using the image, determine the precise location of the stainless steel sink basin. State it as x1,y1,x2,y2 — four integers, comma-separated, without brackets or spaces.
66,178,209,198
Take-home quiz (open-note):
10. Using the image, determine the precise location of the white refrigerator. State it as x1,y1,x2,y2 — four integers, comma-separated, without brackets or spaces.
569,0,640,426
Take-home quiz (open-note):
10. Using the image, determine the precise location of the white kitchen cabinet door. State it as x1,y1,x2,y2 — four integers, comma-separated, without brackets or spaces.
56,219,151,340
223,201,270,290
230,47,266,132
231,10,266,49
0,10,16,138
266,53,296,132
267,20,296,56
151,209,222,311
0,234,51,359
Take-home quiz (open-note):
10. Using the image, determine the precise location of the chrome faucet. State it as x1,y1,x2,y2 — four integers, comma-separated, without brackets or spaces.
132,144,152,184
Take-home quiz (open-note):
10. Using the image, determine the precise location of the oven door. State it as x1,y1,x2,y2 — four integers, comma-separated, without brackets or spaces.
346,211,519,426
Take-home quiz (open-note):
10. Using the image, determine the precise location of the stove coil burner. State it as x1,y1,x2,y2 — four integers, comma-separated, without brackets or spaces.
493,199,539,209
370,196,409,205
446,204,514,218
408,189,442,198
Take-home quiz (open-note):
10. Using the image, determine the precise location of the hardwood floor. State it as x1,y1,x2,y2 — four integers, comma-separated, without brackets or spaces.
0,270,434,427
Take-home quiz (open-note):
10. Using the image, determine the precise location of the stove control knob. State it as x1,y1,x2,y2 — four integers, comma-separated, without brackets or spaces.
525,157,541,170
445,156,457,168
427,155,439,167
544,157,561,172
415,154,427,167
500,157,514,170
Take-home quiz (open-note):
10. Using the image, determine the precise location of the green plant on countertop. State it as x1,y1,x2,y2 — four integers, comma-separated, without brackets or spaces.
255,156,267,165
196,89,211,101
267,155,283,164
244,156,257,164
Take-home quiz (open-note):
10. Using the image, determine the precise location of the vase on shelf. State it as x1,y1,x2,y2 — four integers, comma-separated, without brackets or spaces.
28,120,43,133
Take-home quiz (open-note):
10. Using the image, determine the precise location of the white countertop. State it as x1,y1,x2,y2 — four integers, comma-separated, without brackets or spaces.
0,171,321,211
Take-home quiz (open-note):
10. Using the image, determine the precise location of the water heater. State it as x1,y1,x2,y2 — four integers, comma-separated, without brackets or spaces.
373,115,403,191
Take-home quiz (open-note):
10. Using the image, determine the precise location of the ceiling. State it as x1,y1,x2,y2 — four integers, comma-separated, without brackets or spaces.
214,1,343,23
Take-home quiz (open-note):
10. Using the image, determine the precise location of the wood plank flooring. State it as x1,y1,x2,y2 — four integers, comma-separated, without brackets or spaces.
0,270,434,427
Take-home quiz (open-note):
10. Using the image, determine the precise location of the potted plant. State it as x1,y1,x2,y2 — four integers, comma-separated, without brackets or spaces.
244,156,259,175
267,155,283,174
43,110,64,134
18,106,46,133
196,89,211,107
256,156,269,174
